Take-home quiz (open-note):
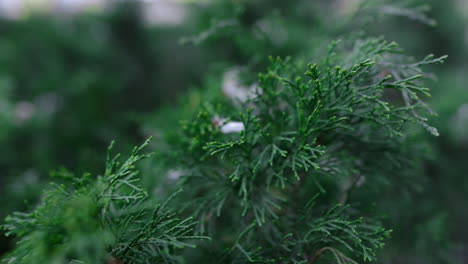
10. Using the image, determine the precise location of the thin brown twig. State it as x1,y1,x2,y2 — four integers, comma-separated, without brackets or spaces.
308,247,328,263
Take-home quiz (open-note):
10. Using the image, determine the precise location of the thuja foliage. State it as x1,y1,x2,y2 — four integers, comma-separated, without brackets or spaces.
3,139,206,264
3,39,447,264
2,2,451,264
0,2,207,253
154,38,446,263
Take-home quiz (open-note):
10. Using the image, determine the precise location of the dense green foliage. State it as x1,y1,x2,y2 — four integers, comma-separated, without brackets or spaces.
148,37,445,263
1,0,467,263
4,139,206,264
0,2,207,252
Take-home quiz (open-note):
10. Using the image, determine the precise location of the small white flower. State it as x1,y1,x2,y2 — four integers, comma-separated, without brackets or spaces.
212,116,245,134
220,121,245,134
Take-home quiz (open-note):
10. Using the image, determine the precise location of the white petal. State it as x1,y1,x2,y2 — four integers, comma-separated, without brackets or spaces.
220,121,245,134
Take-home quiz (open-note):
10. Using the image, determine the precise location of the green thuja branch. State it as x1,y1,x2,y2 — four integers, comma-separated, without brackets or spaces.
2,139,206,264
159,38,444,263
1,40,446,264
0,0,454,263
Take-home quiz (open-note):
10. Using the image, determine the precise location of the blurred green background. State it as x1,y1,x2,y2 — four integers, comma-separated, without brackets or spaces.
0,0,467,263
